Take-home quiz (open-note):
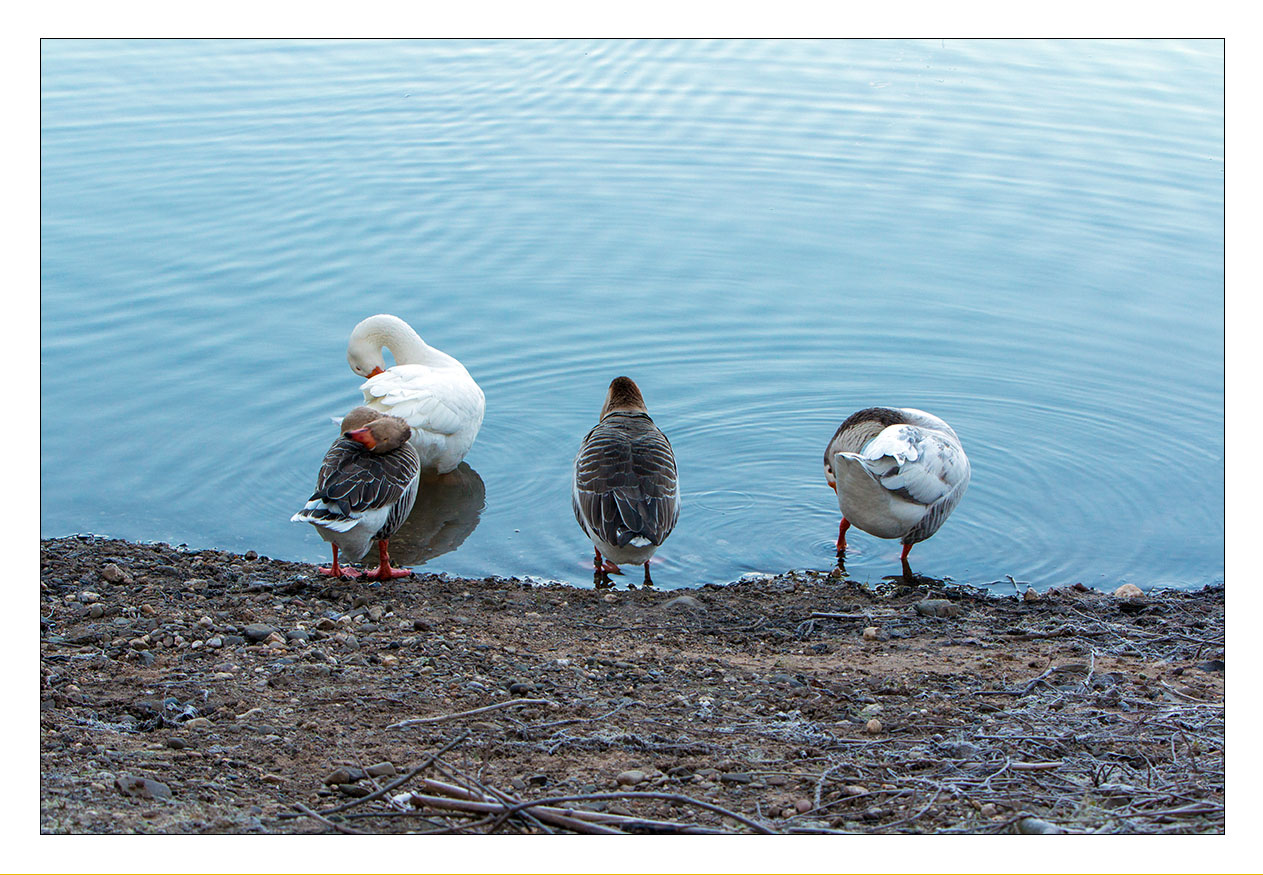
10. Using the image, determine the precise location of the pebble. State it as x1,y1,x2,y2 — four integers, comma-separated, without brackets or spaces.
88,604,105,619
244,623,275,643
380,655,399,667
184,717,213,730
616,769,647,786
100,564,130,584
844,785,868,796
661,595,706,612
914,599,962,618
862,626,882,641
508,681,536,695
1023,588,1041,603
719,772,752,784
115,775,171,800
1016,816,1063,835
366,761,397,778
336,783,371,798
315,617,338,631
206,636,223,649
602,593,618,603
979,802,998,817
794,798,812,814
323,767,366,785
865,718,884,734
1113,583,1144,600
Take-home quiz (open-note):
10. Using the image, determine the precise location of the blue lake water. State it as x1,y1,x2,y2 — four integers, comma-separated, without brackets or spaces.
40,39,1224,591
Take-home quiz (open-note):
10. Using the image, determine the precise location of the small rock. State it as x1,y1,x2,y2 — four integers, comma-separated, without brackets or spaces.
206,636,223,648
88,604,105,619
661,595,706,612
508,681,536,695
616,769,647,786
719,772,752,784
243,623,275,643
236,708,265,721
165,737,187,750
844,785,868,797
261,773,285,784
794,798,812,814
603,593,618,603
366,761,397,778
286,629,311,642
244,550,258,560
315,617,337,631
1113,583,1144,600
323,767,367,785
914,599,961,618
865,718,883,734
115,775,171,800
862,626,882,641
980,802,997,817
100,564,131,584
1023,588,1041,603
184,717,213,730
380,654,399,667
336,783,371,798
1016,816,1063,835
412,618,432,632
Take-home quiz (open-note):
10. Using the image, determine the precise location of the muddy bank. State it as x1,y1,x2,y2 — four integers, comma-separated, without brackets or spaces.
40,535,1225,834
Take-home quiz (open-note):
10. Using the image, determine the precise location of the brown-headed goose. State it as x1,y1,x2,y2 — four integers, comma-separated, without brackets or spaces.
823,407,970,579
573,377,680,586
346,314,485,474
292,407,421,580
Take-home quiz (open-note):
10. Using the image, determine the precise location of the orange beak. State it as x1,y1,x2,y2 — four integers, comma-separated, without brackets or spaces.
346,427,377,450
367,366,384,378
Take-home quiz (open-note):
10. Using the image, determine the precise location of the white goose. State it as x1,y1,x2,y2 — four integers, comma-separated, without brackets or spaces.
346,314,485,474
292,407,421,580
573,377,680,586
823,407,970,578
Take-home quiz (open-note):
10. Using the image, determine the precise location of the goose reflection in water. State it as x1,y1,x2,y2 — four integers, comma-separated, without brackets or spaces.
384,463,486,568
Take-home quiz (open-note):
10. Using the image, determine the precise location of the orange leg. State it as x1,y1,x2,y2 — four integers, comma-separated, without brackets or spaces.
319,544,362,579
594,548,622,575
900,542,914,579
836,518,851,554
365,540,411,580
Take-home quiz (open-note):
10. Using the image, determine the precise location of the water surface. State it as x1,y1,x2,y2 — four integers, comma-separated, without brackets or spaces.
40,39,1225,590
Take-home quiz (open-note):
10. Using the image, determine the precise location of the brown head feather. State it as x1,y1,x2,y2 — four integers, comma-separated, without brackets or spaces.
600,376,648,418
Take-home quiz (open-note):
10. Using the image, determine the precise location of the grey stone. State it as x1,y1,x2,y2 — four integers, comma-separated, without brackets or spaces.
662,595,706,612
115,774,172,800
243,623,275,643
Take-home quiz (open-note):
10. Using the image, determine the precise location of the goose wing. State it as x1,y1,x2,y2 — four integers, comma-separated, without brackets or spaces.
362,364,485,437
293,439,421,531
573,414,679,548
855,423,970,507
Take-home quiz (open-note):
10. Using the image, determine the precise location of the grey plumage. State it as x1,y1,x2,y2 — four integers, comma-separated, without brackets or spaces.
573,411,680,552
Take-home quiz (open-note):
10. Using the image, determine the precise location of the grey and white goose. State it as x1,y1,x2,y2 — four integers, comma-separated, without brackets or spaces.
572,377,680,585
823,407,970,578
292,407,421,580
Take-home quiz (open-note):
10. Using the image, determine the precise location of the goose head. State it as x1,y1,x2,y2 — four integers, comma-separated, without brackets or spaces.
346,314,429,378
600,376,649,419
345,414,413,454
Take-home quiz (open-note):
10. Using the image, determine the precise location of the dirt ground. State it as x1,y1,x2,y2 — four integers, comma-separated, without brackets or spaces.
39,535,1225,835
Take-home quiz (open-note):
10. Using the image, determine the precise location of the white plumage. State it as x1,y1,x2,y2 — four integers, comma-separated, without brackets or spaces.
347,314,485,474
824,407,970,575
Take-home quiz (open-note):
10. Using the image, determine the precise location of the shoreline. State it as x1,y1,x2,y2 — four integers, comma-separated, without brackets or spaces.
41,535,1225,834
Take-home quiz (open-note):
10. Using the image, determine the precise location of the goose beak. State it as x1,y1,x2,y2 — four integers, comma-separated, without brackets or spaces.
367,367,384,378
346,427,377,450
